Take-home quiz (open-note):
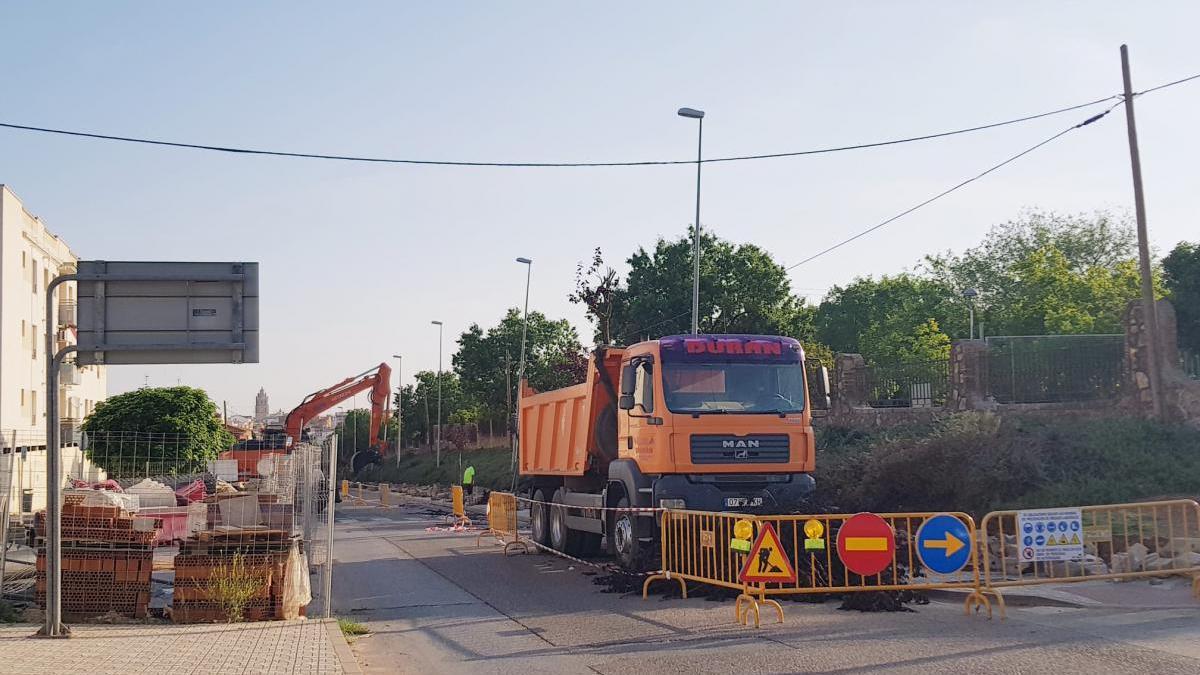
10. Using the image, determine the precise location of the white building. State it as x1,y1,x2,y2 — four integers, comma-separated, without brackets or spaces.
1,185,108,513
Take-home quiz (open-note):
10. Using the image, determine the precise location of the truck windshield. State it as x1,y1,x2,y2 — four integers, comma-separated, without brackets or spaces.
662,362,806,414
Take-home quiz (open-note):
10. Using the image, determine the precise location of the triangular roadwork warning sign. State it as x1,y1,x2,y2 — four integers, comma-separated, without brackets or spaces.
1070,533,1081,545
738,522,797,584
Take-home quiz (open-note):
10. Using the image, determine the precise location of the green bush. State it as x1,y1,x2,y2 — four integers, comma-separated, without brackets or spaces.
814,413,1200,516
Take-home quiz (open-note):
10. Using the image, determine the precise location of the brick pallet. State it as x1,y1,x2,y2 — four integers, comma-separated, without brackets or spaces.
171,529,299,623
35,544,155,619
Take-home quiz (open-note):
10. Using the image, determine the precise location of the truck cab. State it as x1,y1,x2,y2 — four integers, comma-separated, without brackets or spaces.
519,334,817,569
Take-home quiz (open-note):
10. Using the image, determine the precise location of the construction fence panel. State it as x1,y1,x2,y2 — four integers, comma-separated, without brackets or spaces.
644,509,756,598
33,430,317,624
980,499,1200,614
755,512,981,595
476,491,530,555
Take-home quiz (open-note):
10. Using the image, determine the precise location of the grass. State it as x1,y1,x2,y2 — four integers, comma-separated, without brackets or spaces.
338,617,370,641
357,446,515,489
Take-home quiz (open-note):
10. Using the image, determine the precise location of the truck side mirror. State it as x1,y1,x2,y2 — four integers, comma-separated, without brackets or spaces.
618,394,635,410
619,363,636,396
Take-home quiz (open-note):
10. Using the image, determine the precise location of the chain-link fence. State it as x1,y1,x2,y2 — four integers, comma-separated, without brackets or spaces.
855,359,951,408
12,429,337,624
985,335,1124,404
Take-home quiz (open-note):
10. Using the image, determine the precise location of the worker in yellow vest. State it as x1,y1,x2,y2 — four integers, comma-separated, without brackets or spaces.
463,465,476,496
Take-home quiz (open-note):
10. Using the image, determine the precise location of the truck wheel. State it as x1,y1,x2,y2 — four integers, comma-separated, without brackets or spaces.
550,488,582,555
612,497,647,571
530,488,550,546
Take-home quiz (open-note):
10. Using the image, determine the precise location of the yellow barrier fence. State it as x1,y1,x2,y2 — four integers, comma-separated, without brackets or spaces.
643,509,749,601
340,480,350,499
980,499,1200,618
448,485,472,527
476,491,531,555
645,509,992,624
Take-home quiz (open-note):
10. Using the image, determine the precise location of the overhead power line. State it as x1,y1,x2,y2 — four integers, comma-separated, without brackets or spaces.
782,102,1123,272
618,98,1138,342
0,93,1147,169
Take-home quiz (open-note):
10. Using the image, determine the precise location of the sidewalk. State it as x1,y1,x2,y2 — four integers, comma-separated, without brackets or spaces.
0,618,360,674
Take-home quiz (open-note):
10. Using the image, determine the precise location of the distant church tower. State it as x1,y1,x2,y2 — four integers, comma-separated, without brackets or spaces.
255,388,269,422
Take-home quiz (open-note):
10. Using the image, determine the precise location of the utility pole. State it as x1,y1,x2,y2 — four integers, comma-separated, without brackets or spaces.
1121,44,1165,420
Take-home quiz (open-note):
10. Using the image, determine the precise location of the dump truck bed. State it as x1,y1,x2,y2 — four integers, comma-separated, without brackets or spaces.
519,348,623,477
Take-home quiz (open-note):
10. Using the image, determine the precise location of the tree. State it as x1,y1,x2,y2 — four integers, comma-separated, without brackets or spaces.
1163,241,1200,352
332,409,373,457
570,247,624,346
81,386,235,476
610,231,804,341
394,370,470,447
815,274,959,355
924,209,1150,336
452,309,585,426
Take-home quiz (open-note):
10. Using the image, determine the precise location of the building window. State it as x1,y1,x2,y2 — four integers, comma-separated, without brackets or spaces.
32,259,38,292
32,391,38,425
32,324,38,359
20,389,25,407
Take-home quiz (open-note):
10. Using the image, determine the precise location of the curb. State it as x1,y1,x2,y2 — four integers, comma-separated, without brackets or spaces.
323,618,364,674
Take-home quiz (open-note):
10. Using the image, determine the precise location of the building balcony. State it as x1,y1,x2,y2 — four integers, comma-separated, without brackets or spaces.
58,300,76,328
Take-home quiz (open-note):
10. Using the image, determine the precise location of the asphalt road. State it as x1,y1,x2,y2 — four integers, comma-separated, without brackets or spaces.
330,498,1200,674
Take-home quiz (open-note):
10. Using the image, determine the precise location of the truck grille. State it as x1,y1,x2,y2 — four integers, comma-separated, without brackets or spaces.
690,435,789,464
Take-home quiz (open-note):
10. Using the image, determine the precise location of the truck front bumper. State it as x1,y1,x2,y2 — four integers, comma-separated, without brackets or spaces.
652,473,816,515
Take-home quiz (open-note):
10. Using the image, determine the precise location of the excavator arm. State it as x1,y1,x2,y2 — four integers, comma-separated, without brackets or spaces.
285,362,393,450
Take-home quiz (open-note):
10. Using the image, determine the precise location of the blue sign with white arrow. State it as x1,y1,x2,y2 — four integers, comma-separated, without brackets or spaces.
915,513,972,575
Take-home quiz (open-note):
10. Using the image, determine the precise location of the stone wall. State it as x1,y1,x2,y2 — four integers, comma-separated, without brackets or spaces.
1124,298,1200,426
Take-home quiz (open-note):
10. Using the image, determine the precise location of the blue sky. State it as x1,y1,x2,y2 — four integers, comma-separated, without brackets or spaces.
2,2,1197,415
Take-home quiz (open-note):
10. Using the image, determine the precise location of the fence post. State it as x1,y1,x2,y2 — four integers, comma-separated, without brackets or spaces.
323,434,338,619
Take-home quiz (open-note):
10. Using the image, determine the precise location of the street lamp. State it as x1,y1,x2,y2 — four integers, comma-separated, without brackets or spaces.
431,321,443,468
392,354,402,466
962,288,979,339
678,107,705,335
512,257,532,490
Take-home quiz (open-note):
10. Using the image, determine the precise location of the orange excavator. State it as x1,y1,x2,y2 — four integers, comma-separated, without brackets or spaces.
223,363,394,478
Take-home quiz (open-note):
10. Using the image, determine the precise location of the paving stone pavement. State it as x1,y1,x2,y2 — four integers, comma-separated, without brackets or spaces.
0,618,359,674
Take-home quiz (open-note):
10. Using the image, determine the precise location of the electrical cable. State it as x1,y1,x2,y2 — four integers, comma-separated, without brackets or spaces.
781,102,1123,273
0,94,1137,168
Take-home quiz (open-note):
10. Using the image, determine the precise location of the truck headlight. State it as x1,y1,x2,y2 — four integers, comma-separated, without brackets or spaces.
659,498,686,510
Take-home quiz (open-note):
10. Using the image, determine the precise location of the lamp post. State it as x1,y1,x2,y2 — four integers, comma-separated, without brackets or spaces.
431,321,443,467
678,106,705,335
392,354,402,466
512,257,532,490
962,288,979,339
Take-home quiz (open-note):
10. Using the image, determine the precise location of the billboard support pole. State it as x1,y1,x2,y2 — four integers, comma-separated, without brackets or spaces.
37,272,79,638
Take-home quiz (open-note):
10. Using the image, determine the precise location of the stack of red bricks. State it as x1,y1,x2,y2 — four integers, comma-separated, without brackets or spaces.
171,529,297,623
35,501,162,619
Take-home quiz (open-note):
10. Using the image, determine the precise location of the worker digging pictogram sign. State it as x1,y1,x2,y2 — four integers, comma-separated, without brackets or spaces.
738,522,797,584
836,512,896,577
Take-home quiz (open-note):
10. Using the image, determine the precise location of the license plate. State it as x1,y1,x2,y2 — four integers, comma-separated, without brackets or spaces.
725,497,763,508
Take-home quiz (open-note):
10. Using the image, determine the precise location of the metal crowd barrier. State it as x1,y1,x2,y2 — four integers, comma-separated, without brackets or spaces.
979,499,1200,617
476,491,531,555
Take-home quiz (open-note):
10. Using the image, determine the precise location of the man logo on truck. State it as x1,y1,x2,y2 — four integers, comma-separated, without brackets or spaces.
722,440,760,449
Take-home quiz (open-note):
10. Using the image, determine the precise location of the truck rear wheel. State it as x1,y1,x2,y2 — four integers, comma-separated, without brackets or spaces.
613,497,647,571
550,488,582,555
530,488,550,546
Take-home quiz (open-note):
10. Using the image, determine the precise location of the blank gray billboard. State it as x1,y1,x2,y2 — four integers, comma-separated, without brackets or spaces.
75,260,259,365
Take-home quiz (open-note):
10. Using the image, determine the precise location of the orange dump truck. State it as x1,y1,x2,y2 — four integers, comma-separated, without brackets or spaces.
519,334,817,568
